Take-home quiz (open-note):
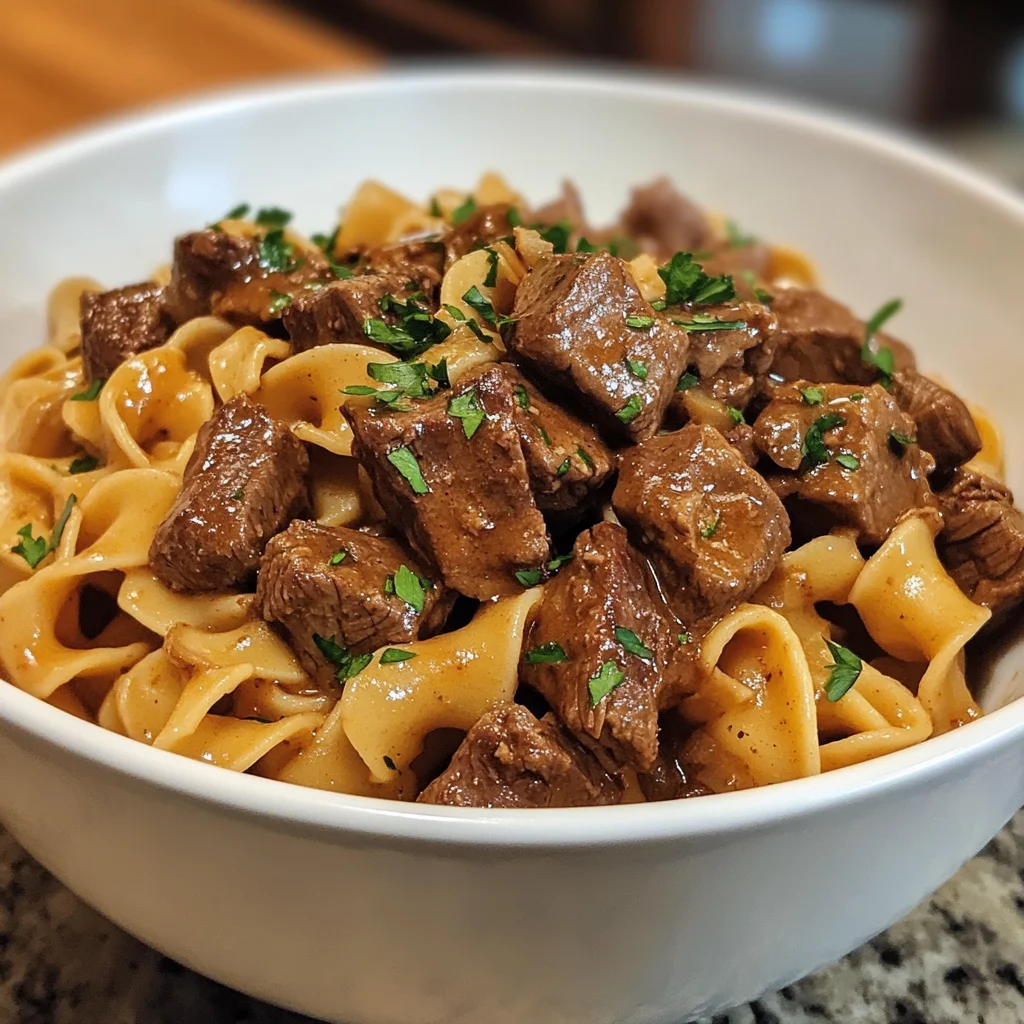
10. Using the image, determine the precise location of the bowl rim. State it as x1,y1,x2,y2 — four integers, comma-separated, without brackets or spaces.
2,63,1024,848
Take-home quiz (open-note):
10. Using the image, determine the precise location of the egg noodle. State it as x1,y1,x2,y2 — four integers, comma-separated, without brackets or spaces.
0,173,1000,801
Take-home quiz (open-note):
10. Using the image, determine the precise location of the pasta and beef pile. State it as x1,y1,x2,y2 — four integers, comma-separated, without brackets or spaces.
0,173,1020,807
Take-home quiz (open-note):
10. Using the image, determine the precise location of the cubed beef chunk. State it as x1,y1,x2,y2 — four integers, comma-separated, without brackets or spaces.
891,370,981,476
489,363,615,517
363,237,445,302
519,522,692,771
618,177,711,261
725,422,759,468
79,282,171,381
936,468,1024,625
636,713,714,802
753,382,935,546
282,272,413,352
164,229,330,327
418,703,622,808
344,372,550,600
445,203,517,268
256,520,452,686
768,288,916,386
150,395,309,593
507,252,691,442
613,424,790,628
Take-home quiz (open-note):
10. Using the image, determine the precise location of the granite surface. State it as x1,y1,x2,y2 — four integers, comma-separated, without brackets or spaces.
2,814,1024,1023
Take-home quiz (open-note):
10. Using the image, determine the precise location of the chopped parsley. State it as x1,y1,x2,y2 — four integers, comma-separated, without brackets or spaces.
367,360,432,397
70,379,104,402
800,386,825,406
426,359,450,389
677,632,692,645
219,202,250,222
310,225,339,253
383,755,398,771
49,495,77,552
823,639,862,702
230,488,244,500
801,412,845,469
536,423,552,445
363,293,451,357
515,551,573,589
614,626,654,662
861,298,902,386
889,429,917,454
728,406,745,425
700,510,721,539
726,219,756,248
576,237,599,253
546,552,573,574
587,660,625,706
835,452,860,471
451,195,477,225
390,564,427,613
625,357,649,380
11,524,47,569
577,446,594,468
524,641,568,664
615,395,644,425
387,447,429,495
676,372,699,392
254,206,292,230
68,455,98,475
447,389,485,439
515,568,543,587
329,550,347,565
462,285,499,326
539,220,572,253
658,251,735,306
311,637,371,681
849,392,865,402
672,314,747,332
380,648,416,665
514,384,531,411
483,248,499,288
428,196,443,217
507,206,522,228
258,229,300,273
555,457,572,477
625,315,655,330
267,289,292,316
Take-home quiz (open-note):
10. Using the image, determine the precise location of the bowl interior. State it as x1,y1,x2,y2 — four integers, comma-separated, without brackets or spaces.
0,66,1022,794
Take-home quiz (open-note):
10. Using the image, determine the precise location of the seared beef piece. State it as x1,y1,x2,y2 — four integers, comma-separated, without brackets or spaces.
491,363,615,516
445,203,517,268
418,703,622,808
891,370,981,476
768,288,916,386
363,237,445,303
619,177,711,260
164,229,330,327
519,522,692,771
613,425,790,628
79,282,171,381
678,301,779,381
507,252,690,443
936,468,1024,623
256,520,453,686
344,371,550,601
282,272,412,352
725,422,759,468
636,714,714,802
149,394,309,593
753,382,935,546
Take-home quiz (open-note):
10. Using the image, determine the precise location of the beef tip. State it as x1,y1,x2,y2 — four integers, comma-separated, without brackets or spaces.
256,520,452,686
363,237,445,302
676,300,779,381
519,522,692,771
613,424,790,628
164,229,330,327
418,703,622,808
344,371,550,601
753,382,935,546
936,468,1024,624
445,203,517,268
891,369,981,476
507,252,690,443
768,288,916,386
149,394,309,593
79,282,171,381
489,363,615,517
636,713,714,801
725,422,759,467
619,177,711,261
282,272,414,352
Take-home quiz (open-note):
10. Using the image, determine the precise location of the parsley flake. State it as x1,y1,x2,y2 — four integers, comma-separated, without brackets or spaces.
588,660,625,706
71,379,104,401
614,626,654,662
515,569,543,587
625,357,649,380
728,406,745,425
539,220,572,253
462,285,499,326
555,457,571,477
514,384,531,411
577,446,594,468
254,206,293,230
230,488,244,500
329,550,347,565
426,359,450,389
451,195,477,225
616,395,644,425
387,447,429,495
483,248,499,288
507,206,523,228
861,298,902,386
824,639,863,702
11,524,47,569
546,552,573,574
676,372,699,392
889,429,917,453
383,755,398,771
625,315,655,330
68,455,98,475
267,289,292,316
658,252,736,306
368,360,432,397
835,452,860,471
447,389,486,439
672,314,747,332
390,564,427,613
801,412,845,469
258,229,300,273
380,648,416,665
525,641,568,664
700,510,721,539
801,386,825,406
220,202,250,222
677,632,692,645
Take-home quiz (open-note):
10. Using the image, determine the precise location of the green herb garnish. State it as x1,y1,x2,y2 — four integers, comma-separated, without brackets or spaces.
68,455,98,475
700,510,721,539
462,285,499,326
555,457,571,477
329,550,347,566
726,219,756,247
390,564,427,613
625,315,655,330
426,359,450,389
588,660,625,706
380,648,416,665
801,412,845,469
672,314,747,332
658,252,736,306
861,298,901,386
801,386,824,406
71,379,104,401
835,452,860,471
824,639,863,702
387,447,430,495
889,429,917,454
539,220,572,253
267,289,292,316
728,406,745,425
615,395,643,425
11,524,47,569
614,626,654,662
483,248,499,288
514,384,531,411
254,207,292,230
451,195,477,225
258,229,300,273
677,632,691,645
577,446,594,468
447,390,485,439
515,568,543,587
546,552,573,574
525,641,568,665
625,357,648,380
676,372,699,392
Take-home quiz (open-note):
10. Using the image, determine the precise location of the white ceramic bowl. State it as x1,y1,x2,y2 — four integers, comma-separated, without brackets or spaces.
1,68,1023,1024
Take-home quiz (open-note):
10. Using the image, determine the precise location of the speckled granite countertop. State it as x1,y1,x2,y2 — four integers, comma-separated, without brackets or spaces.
3,815,1024,1024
